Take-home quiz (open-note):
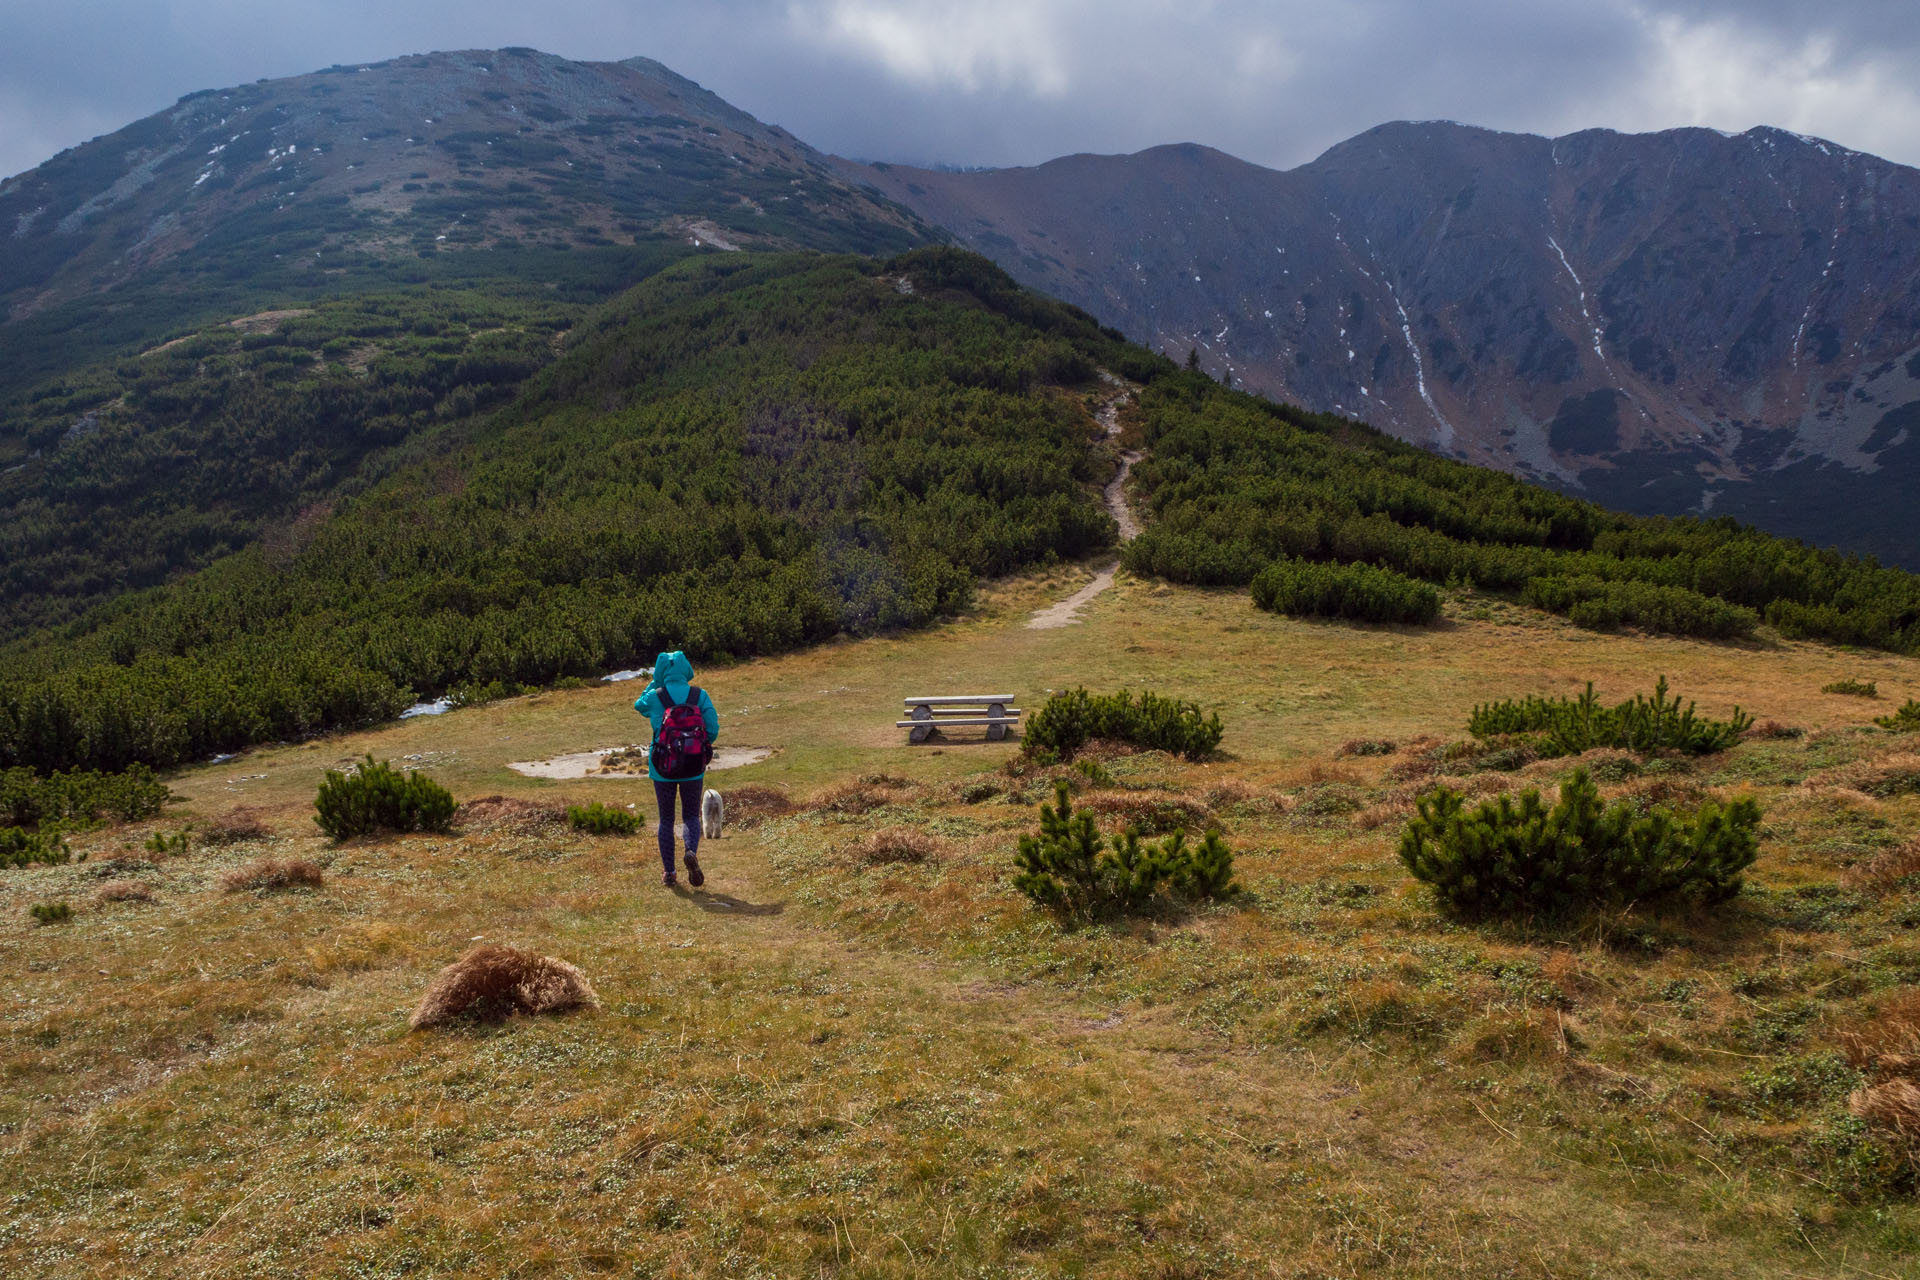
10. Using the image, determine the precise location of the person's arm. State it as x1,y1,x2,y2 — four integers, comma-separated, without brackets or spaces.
700,690,720,745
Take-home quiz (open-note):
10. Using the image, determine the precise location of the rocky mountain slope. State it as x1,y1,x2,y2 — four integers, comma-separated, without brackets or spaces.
0,47,929,323
849,125,1920,564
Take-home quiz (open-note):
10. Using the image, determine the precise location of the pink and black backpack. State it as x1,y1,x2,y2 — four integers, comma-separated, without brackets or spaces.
650,687,713,779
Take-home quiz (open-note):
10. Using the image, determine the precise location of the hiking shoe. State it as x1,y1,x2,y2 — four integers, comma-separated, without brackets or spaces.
684,855,704,888
662,871,678,888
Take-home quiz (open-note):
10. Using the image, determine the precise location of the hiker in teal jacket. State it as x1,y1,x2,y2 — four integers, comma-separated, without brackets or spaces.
635,651,720,887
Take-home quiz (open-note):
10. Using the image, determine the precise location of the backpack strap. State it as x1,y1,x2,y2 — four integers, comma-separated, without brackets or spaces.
657,686,681,712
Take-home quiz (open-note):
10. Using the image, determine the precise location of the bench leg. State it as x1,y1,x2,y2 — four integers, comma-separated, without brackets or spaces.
987,723,1007,742
909,723,932,744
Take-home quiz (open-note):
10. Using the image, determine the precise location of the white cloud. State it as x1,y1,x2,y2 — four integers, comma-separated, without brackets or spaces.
789,0,1077,95
4,1,1920,181
1600,9,1920,158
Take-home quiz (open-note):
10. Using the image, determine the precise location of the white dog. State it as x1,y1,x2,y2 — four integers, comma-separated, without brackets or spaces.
701,788,725,840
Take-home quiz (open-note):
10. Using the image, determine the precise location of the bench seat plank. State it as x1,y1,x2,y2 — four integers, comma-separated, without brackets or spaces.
894,717,1021,727
903,695,1016,705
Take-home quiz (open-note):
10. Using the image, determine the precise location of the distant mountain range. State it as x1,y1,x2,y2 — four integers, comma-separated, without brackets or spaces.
4,50,1918,563
846,126,1920,564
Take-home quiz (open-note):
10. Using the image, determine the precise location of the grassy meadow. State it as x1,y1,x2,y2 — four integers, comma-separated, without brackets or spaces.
5,568,1920,1277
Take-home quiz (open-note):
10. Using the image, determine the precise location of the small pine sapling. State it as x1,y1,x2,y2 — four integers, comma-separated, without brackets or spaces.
1014,781,1238,917
1876,700,1920,733
1170,829,1238,899
1014,781,1108,916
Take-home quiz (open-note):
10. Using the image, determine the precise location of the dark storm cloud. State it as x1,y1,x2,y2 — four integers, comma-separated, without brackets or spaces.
4,1,1917,182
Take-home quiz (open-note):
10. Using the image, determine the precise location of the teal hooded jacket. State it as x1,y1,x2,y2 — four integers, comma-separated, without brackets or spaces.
634,650,720,783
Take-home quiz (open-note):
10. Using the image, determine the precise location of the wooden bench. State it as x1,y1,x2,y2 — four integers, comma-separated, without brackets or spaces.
897,695,1022,743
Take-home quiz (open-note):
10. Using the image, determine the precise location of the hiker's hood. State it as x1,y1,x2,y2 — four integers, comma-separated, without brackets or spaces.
644,651,695,698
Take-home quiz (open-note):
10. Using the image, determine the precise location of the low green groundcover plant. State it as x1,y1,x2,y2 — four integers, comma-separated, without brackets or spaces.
29,900,72,925
1468,676,1752,758
1875,700,1920,733
1,827,70,870
567,802,641,835
1014,780,1236,918
1398,768,1762,918
1251,557,1441,625
1022,688,1223,763
314,756,456,840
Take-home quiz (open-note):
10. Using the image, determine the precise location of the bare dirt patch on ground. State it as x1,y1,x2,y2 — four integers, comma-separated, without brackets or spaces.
507,745,773,779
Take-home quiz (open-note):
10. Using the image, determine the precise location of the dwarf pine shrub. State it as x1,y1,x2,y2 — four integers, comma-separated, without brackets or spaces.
1251,557,1441,625
1876,700,1920,733
1,827,70,870
1522,575,1759,640
1022,688,1223,763
1398,768,1762,919
0,764,171,832
29,900,72,925
313,756,456,839
1467,677,1752,757
1823,678,1878,697
567,802,641,835
1013,780,1236,918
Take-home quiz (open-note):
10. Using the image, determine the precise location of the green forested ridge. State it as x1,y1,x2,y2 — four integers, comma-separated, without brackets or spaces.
0,288,575,640
1120,372,1920,649
0,249,1126,772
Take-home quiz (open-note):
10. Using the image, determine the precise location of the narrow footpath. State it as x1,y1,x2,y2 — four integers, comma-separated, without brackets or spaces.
1027,374,1142,630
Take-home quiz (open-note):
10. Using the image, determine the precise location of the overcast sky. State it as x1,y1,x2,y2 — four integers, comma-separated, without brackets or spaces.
5,1,1918,181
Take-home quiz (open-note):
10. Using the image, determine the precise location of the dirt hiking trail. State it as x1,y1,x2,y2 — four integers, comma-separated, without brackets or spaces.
1027,374,1141,630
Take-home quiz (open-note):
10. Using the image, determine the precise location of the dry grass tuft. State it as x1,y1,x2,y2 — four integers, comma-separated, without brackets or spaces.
1848,839,1920,897
1618,776,1712,811
409,944,600,1030
814,777,914,815
200,806,272,845
95,879,154,904
457,795,568,835
851,827,944,865
723,785,799,828
1080,789,1212,835
1334,738,1397,759
1850,1080,1920,1142
1837,991,1920,1074
1074,738,1143,762
1838,994,1920,1145
1354,797,1415,831
1745,719,1804,740
220,858,324,893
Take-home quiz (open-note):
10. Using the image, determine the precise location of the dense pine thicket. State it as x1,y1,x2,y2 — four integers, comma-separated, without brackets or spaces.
0,250,1129,772
1120,372,1920,647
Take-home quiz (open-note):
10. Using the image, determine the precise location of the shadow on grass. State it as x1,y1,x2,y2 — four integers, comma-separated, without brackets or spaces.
675,885,786,916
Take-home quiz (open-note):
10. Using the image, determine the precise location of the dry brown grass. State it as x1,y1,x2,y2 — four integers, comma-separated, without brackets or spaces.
1848,839,1920,896
722,784,798,828
1836,993,1920,1146
1850,1080,1920,1142
408,944,600,1030
813,777,915,815
219,858,323,893
199,805,272,845
1079,789,1212,835
1745,719,1804,740
1354,797,1415,831
1334,738,1397,759
850,827,944,865
457,795,568,835
94,880,153,904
